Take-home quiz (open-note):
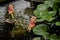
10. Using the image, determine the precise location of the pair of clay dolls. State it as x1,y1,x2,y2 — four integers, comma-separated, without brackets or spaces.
5,4,36,32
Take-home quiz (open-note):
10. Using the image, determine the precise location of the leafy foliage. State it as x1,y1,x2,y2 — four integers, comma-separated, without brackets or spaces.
33,0,60,40
55,22,60,26
33,0,57,22
33,24,49,39
33,37,41,40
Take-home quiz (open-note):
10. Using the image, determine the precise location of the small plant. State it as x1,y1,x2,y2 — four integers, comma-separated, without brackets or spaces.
33,0,60,40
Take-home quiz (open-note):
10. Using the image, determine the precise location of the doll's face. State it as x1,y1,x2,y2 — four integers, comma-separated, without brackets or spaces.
28,16,36,31
30,16,36,23
8,4,14,14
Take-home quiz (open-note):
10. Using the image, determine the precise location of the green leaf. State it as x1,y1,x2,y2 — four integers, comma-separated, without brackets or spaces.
34,9,55,22
55,22,60,26
33,24,49,35
34,10,40,18
42,32,50,39
39,10,55,22
34,1,56,22
49,11,56,16
33,37,41,40
57,36,60,40
36,4,48,12
44,1,54,7
33,24,50,39
36,19,44,22
49,34,57,40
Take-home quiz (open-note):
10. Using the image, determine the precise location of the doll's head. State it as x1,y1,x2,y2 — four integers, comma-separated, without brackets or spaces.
8,4,14,14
